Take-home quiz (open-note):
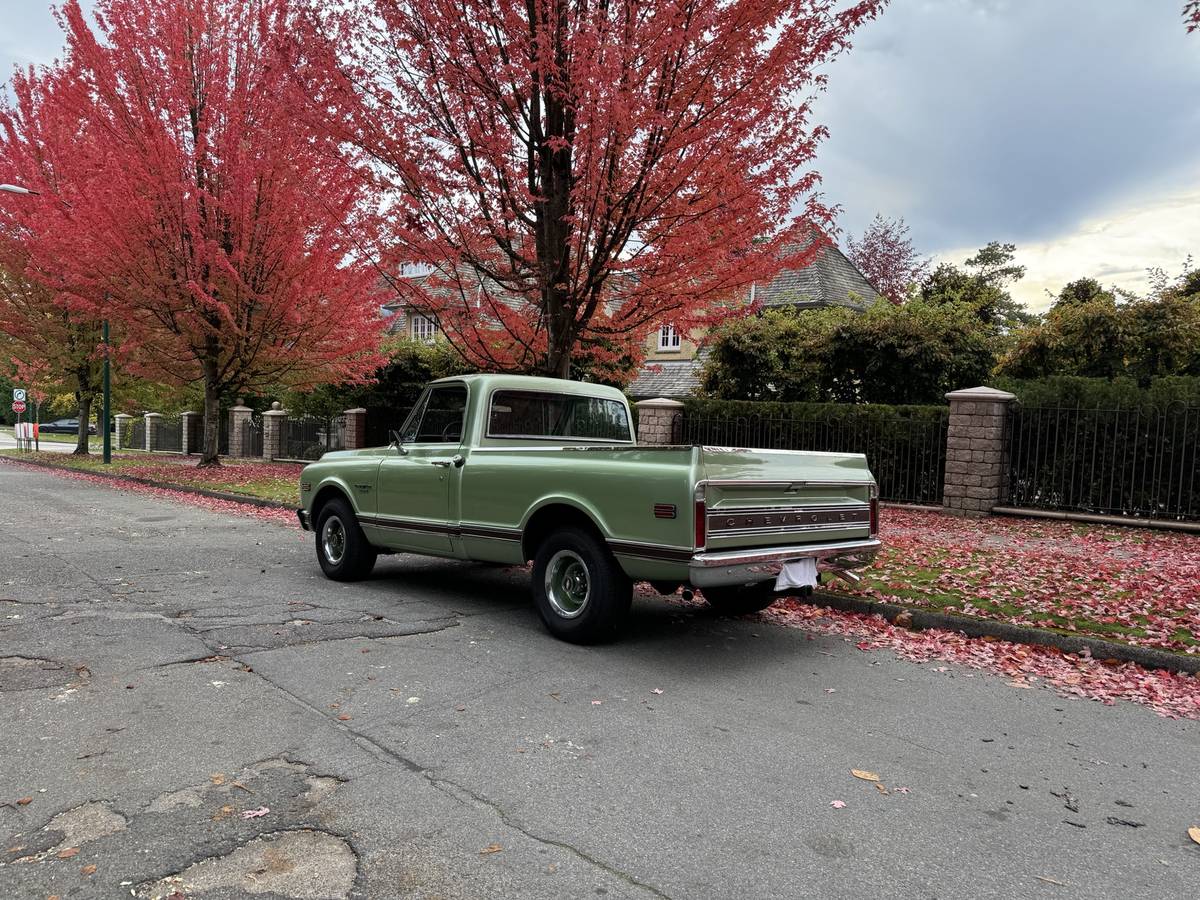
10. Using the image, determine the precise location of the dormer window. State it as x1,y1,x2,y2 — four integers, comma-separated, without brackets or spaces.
657,323,681,351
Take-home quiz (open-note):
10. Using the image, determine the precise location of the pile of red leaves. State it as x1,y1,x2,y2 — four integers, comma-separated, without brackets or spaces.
762,600,1200,721
840,507,1200,653
119,459,303,486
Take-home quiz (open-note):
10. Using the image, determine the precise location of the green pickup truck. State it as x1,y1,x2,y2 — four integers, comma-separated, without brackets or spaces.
297,374,879,642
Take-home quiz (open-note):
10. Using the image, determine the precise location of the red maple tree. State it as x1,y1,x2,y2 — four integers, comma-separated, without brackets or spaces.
1186,2,1200,32
18,0,387,464
0,62,110,454
303,0,885,378
845,214,930,305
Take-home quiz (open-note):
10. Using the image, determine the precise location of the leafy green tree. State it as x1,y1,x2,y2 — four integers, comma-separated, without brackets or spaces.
838,298,996,404
1051,278,1117,308
998,269,1200,384
964,241,1026,286
279,339,471,439
1124,293,1200,383
699,306,855,402
700,299,996,406
920,241,1035,330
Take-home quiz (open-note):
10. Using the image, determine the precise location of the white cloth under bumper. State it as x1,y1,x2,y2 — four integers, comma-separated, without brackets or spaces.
774,557,818,591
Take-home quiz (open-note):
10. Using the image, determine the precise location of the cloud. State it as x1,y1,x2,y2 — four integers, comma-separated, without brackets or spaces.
936,171,1200,312
814,0,1200,293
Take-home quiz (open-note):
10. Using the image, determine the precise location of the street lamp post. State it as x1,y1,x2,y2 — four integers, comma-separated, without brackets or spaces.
1,182,111,463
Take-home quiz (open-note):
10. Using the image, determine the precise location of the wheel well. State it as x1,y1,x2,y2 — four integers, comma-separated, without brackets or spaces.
311,485,352,523
522,504,604,562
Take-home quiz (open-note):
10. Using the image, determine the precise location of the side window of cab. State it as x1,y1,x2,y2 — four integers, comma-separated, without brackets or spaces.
400,384,468,444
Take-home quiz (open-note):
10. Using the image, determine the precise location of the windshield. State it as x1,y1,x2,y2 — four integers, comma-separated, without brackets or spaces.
398,383,469,443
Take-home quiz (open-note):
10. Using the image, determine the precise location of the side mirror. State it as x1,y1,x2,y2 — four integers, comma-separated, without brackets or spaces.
388,430,408,455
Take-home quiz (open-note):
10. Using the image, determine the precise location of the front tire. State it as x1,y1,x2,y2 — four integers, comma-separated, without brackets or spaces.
702,581,780,616
532,528,632,644
315,498,377,582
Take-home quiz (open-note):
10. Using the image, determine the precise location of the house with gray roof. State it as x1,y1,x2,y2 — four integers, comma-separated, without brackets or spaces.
626,239,882,400
378,236,881,401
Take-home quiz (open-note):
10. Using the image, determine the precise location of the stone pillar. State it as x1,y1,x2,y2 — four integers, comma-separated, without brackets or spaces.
343,408,367,449
634,398,684,446
114,413,133,451
942,386,1018,518
228,399,253,458
180,411,199,455
262,402,288,460
143,412,162,452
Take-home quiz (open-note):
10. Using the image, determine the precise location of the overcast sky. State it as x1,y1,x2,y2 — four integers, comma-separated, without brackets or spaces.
3,0,1198,311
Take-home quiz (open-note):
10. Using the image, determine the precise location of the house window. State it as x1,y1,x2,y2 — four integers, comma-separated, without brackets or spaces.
657,324,681,351
410,313,437,344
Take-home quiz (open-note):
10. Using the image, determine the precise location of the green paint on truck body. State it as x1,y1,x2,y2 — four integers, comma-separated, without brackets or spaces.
299,374,879,588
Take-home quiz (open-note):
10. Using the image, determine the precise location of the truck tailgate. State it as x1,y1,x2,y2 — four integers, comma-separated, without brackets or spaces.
698,447,875,551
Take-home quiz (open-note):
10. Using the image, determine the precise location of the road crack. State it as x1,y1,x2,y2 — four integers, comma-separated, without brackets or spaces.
236,661,671,899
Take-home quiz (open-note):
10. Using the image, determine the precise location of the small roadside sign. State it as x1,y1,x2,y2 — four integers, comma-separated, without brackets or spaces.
12,388,26,402
12,400,26,413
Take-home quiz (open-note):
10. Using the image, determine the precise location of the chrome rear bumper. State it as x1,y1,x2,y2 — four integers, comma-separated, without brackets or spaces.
688,538,880,589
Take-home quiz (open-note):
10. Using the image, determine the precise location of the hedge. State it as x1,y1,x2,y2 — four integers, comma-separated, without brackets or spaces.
996,376,1200,410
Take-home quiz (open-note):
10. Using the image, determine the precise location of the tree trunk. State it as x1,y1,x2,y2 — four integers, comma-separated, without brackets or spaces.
532,6,575,381
73,394,91,455
199,359,222,468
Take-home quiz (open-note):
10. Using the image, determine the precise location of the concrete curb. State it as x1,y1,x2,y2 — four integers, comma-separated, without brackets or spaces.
0,454,296,512
809,590,1200,676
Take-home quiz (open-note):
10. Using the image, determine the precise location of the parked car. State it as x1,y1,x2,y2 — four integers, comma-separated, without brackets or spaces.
297,374,879,643
39,418,97,435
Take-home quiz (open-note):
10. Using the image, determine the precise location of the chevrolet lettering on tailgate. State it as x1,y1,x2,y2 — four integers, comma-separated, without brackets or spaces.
297,375,880,643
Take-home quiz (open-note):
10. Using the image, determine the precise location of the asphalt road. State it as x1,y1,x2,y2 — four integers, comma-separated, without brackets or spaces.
0,431,81,454
0,464,1197,899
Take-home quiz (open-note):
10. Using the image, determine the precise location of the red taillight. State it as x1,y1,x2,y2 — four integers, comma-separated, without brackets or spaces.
869,497,878,535
694,498,706,549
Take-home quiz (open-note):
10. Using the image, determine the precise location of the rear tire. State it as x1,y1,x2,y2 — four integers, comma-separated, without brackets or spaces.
702,581,780,616
532,528,632,644
315,498,377,582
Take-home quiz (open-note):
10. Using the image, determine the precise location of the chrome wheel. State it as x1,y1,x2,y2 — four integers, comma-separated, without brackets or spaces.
544,549,590,618
321,515,346,566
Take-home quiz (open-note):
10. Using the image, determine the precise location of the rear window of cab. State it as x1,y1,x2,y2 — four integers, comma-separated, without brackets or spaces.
487,390,632,442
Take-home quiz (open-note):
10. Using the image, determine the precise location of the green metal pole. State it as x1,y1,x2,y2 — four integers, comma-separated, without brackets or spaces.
102,318,111,464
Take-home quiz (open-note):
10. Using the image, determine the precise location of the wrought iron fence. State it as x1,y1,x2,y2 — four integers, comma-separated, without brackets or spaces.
121,419,146,450
156,415,183,453
187,415,203,455
677,408,949,505
1006,404,1200,521
283,414,346,460
240,416,263,458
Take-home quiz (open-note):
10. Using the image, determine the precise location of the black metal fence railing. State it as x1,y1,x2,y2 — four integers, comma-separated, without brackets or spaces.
1006,404,1200,521
156,415,183,453
122,419,146,450
241,416,263,458
283,415,346,461
188,415,203,454
678,410,949,505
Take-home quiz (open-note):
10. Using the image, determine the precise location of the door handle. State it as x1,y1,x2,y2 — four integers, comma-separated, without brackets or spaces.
431,455,465,468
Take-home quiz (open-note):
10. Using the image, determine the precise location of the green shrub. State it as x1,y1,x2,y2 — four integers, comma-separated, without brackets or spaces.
995,376,1200,410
